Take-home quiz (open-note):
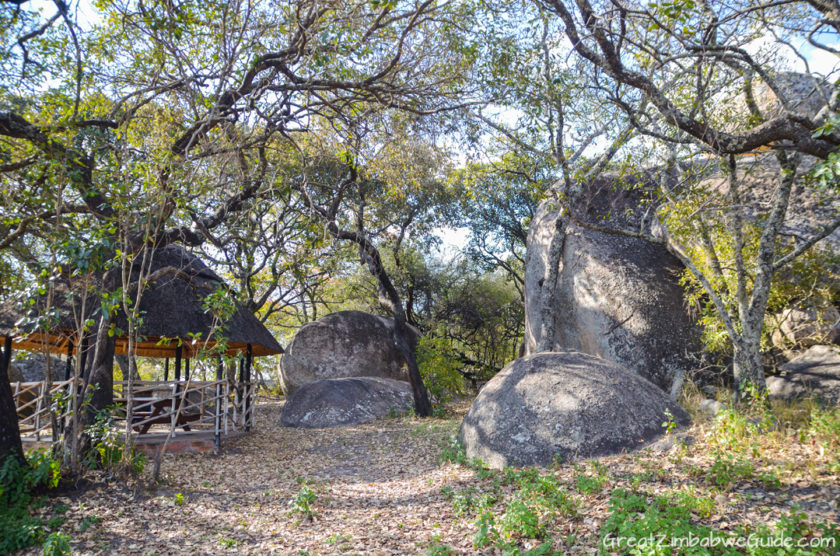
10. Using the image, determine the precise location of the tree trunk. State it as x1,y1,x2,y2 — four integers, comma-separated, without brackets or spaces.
732,326,767,395
391,316,432,417
535,215,566,353
349,232,432,416
0,336,25,465
77,270,117,446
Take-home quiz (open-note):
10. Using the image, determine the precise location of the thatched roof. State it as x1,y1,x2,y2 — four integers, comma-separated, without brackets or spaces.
0,245,283,358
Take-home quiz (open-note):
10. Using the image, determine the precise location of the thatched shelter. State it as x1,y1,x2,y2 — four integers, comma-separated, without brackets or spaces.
0,245,283,360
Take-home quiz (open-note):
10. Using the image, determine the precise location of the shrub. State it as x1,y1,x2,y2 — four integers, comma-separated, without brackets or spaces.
0,450,62,554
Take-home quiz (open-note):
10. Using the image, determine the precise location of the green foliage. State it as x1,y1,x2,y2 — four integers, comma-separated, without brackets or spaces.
600,487,726,554
427,535,456,555
808,407,840,452
290,484,317,517
707,452,754,489
442,452,577,554
603,483,838,553
218,537,239,549
41,532,72,556
573,463,609,495
662,409,678,436
79,515,102,532
417,334,467,404
84,406,145,474
0,451,61,554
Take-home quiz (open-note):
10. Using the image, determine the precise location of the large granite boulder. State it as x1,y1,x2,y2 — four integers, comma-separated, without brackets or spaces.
279,311,413,395
9,353,65,382
459,352,689,468
279,376,413,428
524,191,702,390
767,345,840,405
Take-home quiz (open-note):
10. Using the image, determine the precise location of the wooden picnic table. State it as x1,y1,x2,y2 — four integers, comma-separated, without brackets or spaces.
115,396,201,434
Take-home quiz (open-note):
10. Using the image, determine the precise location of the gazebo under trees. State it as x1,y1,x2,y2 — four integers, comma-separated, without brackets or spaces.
1,245,283,455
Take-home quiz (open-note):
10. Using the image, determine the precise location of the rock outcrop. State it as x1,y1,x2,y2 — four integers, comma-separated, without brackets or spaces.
8,363,23,382
459,352,690,468
524,188,702,390
279,376,413,428
8,353,65,383
771,306,840,350
279,311,414,395
767,345,840,405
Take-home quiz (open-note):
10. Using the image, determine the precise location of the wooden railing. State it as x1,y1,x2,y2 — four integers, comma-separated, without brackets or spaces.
113,379,255,437
12,379,81,442
13,379,255,444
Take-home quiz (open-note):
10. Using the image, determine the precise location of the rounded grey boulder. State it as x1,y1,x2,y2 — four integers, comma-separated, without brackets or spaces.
767,345,840,405
279,311,412,395
459,352,689,468
279,376,413,428
8,363,23,382
9,353,65,382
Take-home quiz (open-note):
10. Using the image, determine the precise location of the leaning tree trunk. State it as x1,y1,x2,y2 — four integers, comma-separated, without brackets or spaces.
0,336,25,466
343,230,432,416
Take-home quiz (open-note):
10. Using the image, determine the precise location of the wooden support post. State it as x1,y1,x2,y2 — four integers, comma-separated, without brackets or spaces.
64,340,73,381
214,356,222,451
174,346,182,381
185,358,190,381
2,336,10,378
60,339,74,433
164,357,169,381
236,358,243,426
245,343,252,432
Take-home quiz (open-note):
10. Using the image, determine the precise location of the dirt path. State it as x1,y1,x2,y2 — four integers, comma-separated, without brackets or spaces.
23,397,840,555
34,399,477,555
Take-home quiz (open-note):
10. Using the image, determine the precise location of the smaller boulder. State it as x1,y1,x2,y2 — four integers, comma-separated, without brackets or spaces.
279,377,414,428
7,363,23,382
12,353,65,382
767,345,840,405
459,352,689,468
698,398,727,418
771,306,840,350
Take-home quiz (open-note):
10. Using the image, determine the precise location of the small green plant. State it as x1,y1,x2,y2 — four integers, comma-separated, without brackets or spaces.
759,469,782,490
290,484,317,517
707,451,754,489
173,492,185,506
662,408,677,435
809,407,840,452
79,515,102,532
449,486,481,516
218,536,238,548
325,533,352,546
42,531,72,556
438,437,469,466
85,406,146,474
46,515,66,530
573,463,608,495
426,534,456,555
500,497,545,540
